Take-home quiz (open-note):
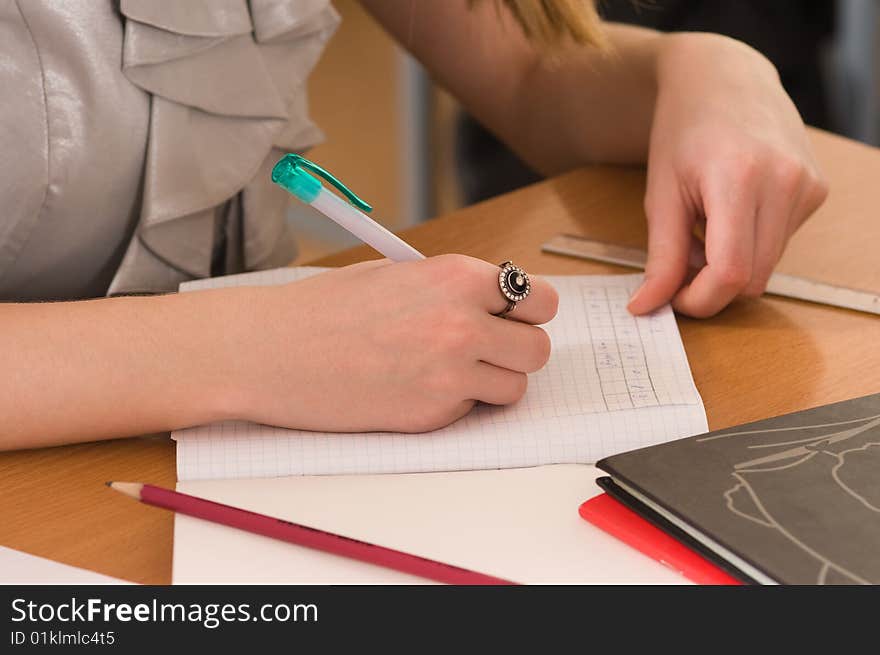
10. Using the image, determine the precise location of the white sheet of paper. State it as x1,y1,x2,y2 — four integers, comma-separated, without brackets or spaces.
173,269,707,479
0,546,130,585
172,464,688,585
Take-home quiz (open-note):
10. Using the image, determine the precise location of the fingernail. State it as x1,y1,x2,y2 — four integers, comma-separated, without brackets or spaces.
627,281,647,310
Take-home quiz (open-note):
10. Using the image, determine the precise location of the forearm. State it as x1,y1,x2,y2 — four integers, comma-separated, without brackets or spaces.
360,1,661,173
510,23,660,172
1,256,562,449
516,28,780,173
0,290,250,449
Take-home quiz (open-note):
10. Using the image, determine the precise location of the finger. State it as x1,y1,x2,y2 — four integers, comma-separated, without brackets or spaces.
672,179,758,318
477,318,551,373
745,175,804,296
628,167,694,315
467,361,529,406
425,254,558,325
474,261,559,325
688,233,707,270
784,165,828,239
677,234,708,288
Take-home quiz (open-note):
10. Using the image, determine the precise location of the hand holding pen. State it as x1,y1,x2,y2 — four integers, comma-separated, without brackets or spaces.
208,154,559,434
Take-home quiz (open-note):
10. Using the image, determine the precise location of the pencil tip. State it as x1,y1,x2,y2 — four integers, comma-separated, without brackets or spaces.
105,481,112,487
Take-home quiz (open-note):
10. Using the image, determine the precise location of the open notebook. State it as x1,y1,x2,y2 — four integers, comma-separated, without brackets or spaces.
172,268,706,480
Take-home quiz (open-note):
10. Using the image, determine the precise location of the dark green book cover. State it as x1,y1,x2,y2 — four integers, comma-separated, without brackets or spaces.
597,393,880,584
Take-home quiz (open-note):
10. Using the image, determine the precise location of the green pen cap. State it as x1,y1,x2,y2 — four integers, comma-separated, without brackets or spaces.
271,153,372,212
271,154,322,204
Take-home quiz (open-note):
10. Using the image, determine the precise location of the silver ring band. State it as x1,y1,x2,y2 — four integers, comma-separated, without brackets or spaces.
495,300,517,318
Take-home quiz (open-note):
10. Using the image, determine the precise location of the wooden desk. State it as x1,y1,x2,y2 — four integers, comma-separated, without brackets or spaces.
2,129,879,584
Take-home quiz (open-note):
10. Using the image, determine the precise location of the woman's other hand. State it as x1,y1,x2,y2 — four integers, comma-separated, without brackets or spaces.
627,33,829,318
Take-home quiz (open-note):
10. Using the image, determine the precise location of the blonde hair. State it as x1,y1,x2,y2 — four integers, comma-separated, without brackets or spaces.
483,0,606,49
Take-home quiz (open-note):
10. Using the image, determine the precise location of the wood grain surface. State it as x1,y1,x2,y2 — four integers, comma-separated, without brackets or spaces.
2,129,877,584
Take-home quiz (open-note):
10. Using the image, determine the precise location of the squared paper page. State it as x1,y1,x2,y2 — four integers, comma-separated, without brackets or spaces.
174,269,706,480
172,465,688,584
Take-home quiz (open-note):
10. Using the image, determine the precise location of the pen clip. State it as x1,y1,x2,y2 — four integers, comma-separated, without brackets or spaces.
281,154,373,213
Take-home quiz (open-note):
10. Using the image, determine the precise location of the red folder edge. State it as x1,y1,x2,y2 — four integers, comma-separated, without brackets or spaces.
579,493,742,585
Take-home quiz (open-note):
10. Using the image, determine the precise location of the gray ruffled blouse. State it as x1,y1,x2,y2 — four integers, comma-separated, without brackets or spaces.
0,0,339,300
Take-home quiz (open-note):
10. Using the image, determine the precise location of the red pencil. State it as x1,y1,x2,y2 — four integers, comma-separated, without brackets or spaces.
107,481,514,585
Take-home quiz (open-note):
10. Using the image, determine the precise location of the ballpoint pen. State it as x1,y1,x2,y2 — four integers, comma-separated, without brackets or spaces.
271,153,425,263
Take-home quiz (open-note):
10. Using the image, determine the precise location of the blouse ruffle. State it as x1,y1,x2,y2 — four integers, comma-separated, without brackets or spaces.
108,0,339,294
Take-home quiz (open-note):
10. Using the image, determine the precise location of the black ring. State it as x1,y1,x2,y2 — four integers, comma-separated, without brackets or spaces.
494,261,530,317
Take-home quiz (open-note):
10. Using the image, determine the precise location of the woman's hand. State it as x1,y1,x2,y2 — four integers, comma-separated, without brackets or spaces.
627,33,829,318
0,254,555,450
359,7,827,319
226,255,558,433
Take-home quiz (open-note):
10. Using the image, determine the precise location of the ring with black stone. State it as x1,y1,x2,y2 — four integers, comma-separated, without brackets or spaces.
494,261,531,318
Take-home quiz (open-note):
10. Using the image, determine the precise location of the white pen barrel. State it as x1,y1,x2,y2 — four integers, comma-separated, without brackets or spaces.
310,188,425,262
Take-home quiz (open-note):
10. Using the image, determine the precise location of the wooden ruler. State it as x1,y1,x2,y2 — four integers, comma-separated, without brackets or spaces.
542,234,880,316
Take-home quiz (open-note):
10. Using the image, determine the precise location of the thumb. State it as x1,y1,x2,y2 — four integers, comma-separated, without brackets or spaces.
628,171,694,315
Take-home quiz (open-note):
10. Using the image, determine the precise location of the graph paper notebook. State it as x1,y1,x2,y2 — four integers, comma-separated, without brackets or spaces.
172,268,706,480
